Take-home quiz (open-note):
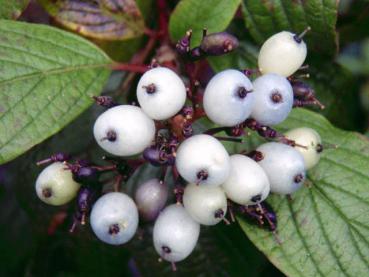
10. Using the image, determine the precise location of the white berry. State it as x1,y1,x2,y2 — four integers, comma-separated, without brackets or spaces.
175,134,231,186
256,142,306,195
203,69,254,126
134,178,168,221
183,183,227,225
222,154,270,205
258,31,307,77
136,67,187,120
90,192,139,245
93,105,155,156
35,162,80,206
251,73,293,126
153,204,200,262
284,127,322,170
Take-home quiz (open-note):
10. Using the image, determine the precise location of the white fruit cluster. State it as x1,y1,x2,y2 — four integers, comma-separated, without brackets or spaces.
93,67,187,157
34,29,324,268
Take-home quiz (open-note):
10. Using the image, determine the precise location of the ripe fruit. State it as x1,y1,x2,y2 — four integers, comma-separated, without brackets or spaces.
258,30,308,77
134,178,168,221
153,204,200,262
256,142,306,195
203,69,254,126
175,134,231,186
222,154,270,205
251,73,293,126
90,192,138,245
35,162,81,206
93,105,155,156
183,183,227,225
284,127,322,170
136,67,187,120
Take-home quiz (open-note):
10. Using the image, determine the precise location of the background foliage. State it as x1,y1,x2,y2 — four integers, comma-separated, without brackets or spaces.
0,0,368,276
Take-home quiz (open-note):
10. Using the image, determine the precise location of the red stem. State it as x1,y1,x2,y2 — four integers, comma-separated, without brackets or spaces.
112,63,150,73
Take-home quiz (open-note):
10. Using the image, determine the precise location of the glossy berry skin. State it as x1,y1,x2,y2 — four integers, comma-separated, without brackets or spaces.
35,162,81,206
203,69,254,126
256,142,306,195
183,183,227,225
284,127,322,170
251,73,293,126
134,178,168,221
136,67,186,120
153,204,200,262
222,155,270,205
90,192,139,245
93,105,155,156
72,166,99,185
258,31,307,77
175,134,231,186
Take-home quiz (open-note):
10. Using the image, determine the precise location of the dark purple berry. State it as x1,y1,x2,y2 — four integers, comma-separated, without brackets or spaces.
200,31,239,55
143,146,162,167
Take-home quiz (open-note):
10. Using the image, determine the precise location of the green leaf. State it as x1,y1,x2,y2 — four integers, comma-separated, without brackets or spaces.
169,0,241,46
0,0,29,19
0,20,112,165
208,41,364,131
241,0,338,57
38,0,145,40
238,108,369,277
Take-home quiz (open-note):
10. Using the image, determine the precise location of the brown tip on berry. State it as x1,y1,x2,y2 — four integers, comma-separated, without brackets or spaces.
162,245,171,254
108,224,120,235
196,169,208,183
294,173,304,183
316,143,323,153
42,188,52,198
214,208,224,218
251,194,262,203
270,91,283,103
237,87,252,99
101,130,117,142
143,83,156,94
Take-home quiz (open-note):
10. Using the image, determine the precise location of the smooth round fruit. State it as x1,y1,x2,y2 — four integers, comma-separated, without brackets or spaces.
35,162,81,206
251,73,293,126
153,204,200,262
284,127,322,170
136,67,186,120
183,183,227,225
222,154,270,205
203,69,254,126
90,192,139,245
93,105,155,156
256,142,306,195
134,178,168,221
175,134,231,186
258,31,307,77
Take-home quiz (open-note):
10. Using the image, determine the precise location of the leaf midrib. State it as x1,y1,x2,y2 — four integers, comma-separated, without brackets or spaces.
0,62,112,86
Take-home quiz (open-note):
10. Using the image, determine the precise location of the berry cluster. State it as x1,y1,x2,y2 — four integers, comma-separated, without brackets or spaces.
35,27,325,270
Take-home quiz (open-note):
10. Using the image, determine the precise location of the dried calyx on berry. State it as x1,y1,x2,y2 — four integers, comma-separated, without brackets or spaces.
93,96,117,108
176,29,239,60
239,201,277,232
291,80,325,109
